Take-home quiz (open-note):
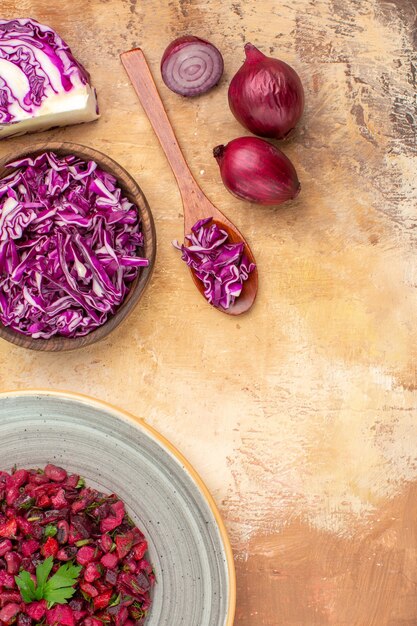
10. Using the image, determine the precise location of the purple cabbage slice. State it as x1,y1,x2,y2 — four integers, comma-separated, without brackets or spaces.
173,217,255,309
0,151,148,339
0,18,99,138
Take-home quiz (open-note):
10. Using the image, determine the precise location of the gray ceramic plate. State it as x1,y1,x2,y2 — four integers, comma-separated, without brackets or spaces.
0,390,235,626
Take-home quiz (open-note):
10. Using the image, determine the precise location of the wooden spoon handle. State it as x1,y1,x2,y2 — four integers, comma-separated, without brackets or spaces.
121,48,200,200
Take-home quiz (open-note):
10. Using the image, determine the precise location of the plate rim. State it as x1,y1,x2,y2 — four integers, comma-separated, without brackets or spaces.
0,388,236,626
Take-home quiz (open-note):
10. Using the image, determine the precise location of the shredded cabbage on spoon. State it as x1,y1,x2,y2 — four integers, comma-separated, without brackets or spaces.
173,217,255,310
0,152,148,339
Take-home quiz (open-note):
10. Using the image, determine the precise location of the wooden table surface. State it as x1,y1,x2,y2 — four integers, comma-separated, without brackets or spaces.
0,1,416,624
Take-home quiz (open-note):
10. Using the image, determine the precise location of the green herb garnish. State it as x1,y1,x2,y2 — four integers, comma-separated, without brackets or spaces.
18,497,36,511
75,539,91,547
44,524,58,538
109,592,121,608
15,556,81,608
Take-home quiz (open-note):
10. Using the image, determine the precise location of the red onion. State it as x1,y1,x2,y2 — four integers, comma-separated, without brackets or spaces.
161,35,224,97
213,136,300,206
228,43,304,139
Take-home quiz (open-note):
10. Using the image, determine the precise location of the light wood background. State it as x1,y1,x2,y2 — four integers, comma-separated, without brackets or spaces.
0,1,416,624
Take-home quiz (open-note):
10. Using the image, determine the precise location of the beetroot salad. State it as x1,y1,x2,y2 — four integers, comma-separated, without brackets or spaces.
0,464,154,626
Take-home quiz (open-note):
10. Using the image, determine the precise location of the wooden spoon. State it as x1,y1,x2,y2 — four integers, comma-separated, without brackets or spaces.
121,48,258,315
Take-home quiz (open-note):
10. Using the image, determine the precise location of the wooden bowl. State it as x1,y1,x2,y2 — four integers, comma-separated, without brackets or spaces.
0,142,156,351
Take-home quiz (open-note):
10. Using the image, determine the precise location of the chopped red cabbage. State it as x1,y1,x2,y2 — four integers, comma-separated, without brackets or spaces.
0,151,148,339
173,218,255,309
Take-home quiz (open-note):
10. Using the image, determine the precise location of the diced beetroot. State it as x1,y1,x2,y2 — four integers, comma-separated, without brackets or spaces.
51,488,68,509
20,557,34,572
21,539,40,558
0,591,21,606
0,539,12,557
41,536,58,558
76,545,96,566
116,606,129,626
57,520,69,544
84,562,101,583
5,486,19,506
129,527,145,544
73,609,88,622
42,508,69,524
100,501,125,533
44,464,67,482
64,474,80,489
29,472,49,485
67,599,87,622
68,525,83,545
71,488,95,514
0,602,20,623
137,558,153,575
28,484,52,498
26,600,47,620
132,541,148,560
117,571,149,598
68,598,83,612
71,499,88,514
108,605,128,626
122,556,138,573
27,485,48,498
30,524,43,541
115,533,135,560
80,581,98,598
99,533,113,553
0,519,16,539
6,487,20,506
135,571,150,592
91,502,111,521
71,515,93,539
36,494,51,508
139,595,151,612
16,517,33,536
46,604,74,626
94,580,111,594
10,469,29,488
5,476,16,490
83,619,103,626
56,546,78,561
128,599,148,619
93,589,113,610
4,551,21,574
104,568,118,586
100,552,118,569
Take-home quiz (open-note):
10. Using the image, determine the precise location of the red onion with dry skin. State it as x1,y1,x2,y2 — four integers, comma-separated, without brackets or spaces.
213,136,300,206
161,35,224,97
228,43,304,139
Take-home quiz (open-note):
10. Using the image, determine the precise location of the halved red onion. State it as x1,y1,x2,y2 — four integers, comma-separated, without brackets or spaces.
213,136,300,206
161,35,224,97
